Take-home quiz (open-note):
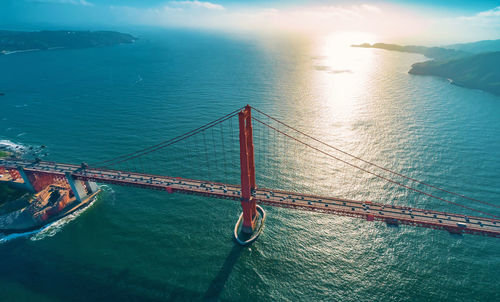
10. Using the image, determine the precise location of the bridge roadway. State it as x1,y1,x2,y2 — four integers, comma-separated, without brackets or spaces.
1,159,499,238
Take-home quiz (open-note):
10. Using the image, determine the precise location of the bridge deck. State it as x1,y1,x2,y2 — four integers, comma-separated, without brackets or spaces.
2,159,499,238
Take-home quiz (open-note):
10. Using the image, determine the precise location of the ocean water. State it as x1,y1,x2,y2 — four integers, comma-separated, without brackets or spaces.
0,29,499,301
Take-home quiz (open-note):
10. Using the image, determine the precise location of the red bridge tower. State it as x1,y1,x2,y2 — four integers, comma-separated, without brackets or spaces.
238,105,257,234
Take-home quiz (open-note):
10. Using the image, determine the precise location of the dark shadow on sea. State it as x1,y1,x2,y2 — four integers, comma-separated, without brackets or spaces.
203,243,245,301
0,239,201,301
0,236,249,302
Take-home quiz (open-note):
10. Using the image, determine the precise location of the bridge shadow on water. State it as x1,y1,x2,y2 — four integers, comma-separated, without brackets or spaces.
203,243,245,301
0,236,248,301
0,239,202,301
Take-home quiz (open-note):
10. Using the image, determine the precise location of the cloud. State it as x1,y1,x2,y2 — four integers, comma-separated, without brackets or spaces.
209,4,421,39
424,6,500,44
477,6,500,17
104,2,427,43
169,1,224,11
29,0,94,6
457,6,500,21
361,4,381,13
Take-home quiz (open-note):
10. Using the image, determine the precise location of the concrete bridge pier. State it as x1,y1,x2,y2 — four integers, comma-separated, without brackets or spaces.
85,181,99,194
65,172,97,202
17,166,35,193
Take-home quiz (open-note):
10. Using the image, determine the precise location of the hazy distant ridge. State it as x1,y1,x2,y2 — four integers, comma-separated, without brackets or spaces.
352,40,500,96
444,39,500,54
0,30,136,54
351,42,469,60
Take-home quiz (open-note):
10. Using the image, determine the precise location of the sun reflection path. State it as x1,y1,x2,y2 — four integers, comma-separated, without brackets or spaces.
297,31,382,162
270,31,400,206
312,32,378,115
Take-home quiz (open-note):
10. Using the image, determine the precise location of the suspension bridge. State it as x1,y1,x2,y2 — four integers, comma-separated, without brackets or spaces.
1,105,499,243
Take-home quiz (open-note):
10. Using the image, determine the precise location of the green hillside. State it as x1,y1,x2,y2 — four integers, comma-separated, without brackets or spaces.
409,51,500,96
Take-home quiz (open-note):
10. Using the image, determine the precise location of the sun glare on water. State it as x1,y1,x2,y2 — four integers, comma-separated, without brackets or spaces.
319,31,377,67
310,31,378,118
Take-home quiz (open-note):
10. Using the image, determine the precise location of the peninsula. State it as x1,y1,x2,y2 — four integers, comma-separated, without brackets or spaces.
352,40,500,96
0,30,136,54
409,51,500,96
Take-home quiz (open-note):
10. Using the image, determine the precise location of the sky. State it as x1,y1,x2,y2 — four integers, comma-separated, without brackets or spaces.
1,0,500,45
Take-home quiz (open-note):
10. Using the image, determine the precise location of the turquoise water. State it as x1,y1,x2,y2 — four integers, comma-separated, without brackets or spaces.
0,29,499,301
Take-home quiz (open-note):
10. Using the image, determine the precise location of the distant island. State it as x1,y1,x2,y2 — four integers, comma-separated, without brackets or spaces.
352,40,500,96
0,30,136,55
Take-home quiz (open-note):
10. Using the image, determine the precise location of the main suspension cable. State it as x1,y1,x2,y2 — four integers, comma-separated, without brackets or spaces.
104,113,239,167
92,107,244,167
252,116,498,218
251,106,498,209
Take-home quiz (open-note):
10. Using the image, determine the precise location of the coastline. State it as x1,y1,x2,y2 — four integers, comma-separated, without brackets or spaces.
0,30,136,56
352,43,500,97
0,182,31,209
408,51,500,96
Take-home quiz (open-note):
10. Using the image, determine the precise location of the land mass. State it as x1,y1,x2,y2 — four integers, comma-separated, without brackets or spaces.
352,41,500,96
351,42,469,60
444,39,500,54
0,154,32,212
0,182,31,209
409,51,500,95
0,30,136,54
